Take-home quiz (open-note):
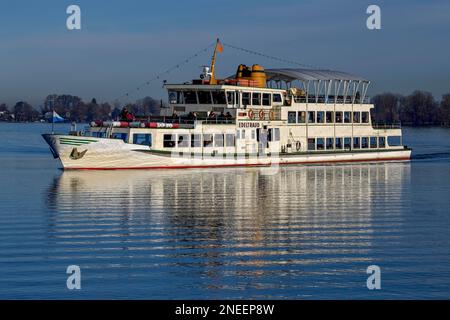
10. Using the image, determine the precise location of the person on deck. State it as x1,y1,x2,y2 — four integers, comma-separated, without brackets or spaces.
119,107,134,122
208,111,216,122
172,110,179,123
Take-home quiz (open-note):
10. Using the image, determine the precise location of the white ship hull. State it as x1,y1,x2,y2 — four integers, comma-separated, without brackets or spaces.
43,134,411,170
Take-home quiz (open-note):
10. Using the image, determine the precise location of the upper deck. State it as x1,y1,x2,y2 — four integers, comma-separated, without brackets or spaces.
163,66,372,116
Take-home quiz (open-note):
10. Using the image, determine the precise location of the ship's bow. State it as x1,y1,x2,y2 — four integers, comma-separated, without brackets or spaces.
42,134,60,159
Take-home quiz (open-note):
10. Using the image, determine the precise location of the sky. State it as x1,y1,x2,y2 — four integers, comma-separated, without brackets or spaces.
0,0,449,107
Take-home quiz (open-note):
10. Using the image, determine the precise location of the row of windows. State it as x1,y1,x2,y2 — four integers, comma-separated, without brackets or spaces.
307,137,387,151
163,128,281,148
288,111,370,124
241,92,282,106
95,129,281,148
164,133,235,148
169,90,228,105
94,132,152,145
168,90,282,106
96,131,400,152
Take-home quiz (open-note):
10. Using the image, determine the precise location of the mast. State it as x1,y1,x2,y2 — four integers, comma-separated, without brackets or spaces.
209,38,222,85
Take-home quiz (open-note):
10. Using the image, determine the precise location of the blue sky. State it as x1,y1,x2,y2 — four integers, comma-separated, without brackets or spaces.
0,0,449,107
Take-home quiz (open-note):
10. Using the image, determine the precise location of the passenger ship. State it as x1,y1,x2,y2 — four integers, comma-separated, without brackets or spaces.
43,41,411,170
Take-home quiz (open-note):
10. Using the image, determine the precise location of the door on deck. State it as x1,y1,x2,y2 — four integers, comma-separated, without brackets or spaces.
256,127,269,155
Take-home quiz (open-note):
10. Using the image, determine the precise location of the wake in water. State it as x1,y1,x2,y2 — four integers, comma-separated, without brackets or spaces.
412,152,450,160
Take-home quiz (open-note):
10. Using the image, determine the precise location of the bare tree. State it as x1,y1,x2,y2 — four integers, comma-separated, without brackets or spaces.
371,93,402,123
399,90,438,126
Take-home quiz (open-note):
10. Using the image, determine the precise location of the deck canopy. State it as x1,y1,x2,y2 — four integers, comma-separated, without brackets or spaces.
265,68,368,82
265,68,370,104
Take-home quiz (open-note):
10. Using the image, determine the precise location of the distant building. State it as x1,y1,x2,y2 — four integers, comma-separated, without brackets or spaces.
0,110,13,121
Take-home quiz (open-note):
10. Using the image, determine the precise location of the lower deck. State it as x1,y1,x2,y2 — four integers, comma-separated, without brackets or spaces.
43,133,411,170
84,122,406,157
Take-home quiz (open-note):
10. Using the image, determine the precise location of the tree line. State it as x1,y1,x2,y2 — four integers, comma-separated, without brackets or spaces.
1,91,450,126
0,94,163,122
371,90,450,126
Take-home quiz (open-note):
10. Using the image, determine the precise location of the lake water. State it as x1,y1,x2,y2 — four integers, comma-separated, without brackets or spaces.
0,123,449,299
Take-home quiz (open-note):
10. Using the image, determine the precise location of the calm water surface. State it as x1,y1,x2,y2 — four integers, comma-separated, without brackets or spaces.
0,123,449,299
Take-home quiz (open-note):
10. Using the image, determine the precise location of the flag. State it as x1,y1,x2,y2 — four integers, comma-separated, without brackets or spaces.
52,110,65,123
216,40,223,53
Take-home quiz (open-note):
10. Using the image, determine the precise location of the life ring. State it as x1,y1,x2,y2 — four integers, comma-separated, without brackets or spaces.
259,109,265,120
269,110,275,121
248,109,254,120
295,141,301,151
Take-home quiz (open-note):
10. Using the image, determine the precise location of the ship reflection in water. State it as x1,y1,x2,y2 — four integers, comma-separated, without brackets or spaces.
45,163,410,298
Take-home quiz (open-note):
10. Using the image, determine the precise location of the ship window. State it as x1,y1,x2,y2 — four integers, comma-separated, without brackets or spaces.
353,111,360,123
308,111,315,123
353,137,360,149
242,129,246,139
326,138,334,150
214,134,224,147
191,134,201,147
370,137,377,148
362,111,369,123
344,112,351,123
203,134,213,147
288,111,296,123
298,111,306,123
236,130,240,140
112,132,128,142
316,138,325,150
133,133,152,146
317,111,325,123
262,93,271,106
326,111,334,123
335,111,343,123
273,94,282,103
242,92,251,106
163,134,176,148
344,137,351,149
379,137,386,148
251,130,256,140
212,91,226,104
92,132,106,138
168,90,183,104
308,138,315,151
252,92,261,106
184,91,198,104
177,134,189,147
226,134,235,147
226,92,235,105
361,137,369,148
198,91,212,104
388,136,401,146
335,137,343,149
173,106,185,113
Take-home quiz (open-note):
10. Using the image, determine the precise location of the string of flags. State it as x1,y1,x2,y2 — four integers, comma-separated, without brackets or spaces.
115,42,216,103
115,40,316,104
222,42,317,69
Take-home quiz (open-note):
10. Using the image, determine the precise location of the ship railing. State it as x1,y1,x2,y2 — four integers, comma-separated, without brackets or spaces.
372,121,402,129
134,115,236,125
292,95,370,104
